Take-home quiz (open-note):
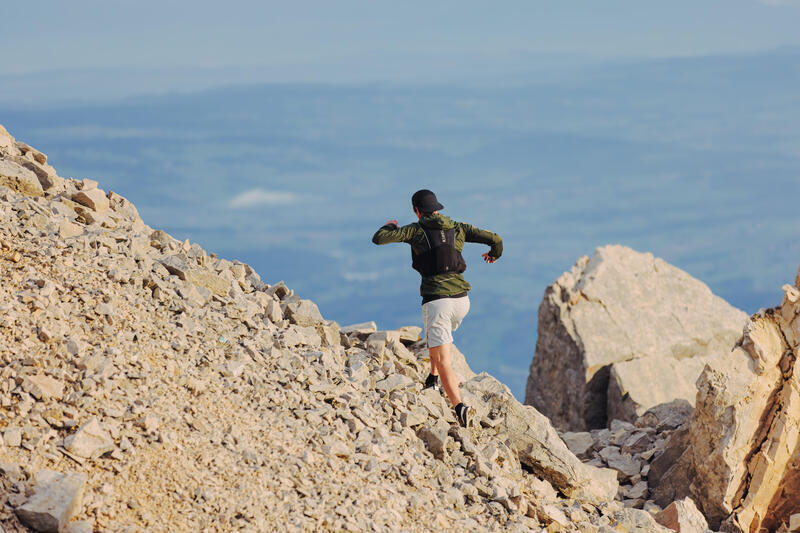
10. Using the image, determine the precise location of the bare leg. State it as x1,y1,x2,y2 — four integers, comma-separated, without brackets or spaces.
429,351,439,376
428,343,461,406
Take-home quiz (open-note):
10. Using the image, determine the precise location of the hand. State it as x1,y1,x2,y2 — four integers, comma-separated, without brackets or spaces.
385,219,399,228
481,252,497,264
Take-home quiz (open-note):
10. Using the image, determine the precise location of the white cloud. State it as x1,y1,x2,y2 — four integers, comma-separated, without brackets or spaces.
228,188,298,209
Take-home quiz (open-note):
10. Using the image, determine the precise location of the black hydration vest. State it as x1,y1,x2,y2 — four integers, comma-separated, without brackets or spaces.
412,226,467,277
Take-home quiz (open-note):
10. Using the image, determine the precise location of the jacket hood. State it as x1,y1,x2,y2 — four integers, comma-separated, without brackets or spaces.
419,213,455,230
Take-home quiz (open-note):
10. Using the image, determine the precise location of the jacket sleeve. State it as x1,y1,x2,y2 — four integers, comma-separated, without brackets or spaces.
462,223,503,259
372,223,418,245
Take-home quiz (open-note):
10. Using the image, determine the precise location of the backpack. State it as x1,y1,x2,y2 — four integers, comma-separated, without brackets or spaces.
411,226,467,277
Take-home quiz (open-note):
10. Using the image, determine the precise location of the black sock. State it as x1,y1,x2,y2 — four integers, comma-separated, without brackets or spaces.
424,373,439,387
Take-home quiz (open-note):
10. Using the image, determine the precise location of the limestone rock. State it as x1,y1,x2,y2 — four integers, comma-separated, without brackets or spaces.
22,374,64,401
71,188,109,212
560,431,594,459
636,399,694,432
340,321,377,335
264,299,283,323
649,425,693,507
607,354,716,423
526,245,747,430
11,156,59,190
107,191,140,220
686,294,800,531
58,220,83,239
0,124,15,152
285,299,324,327
417,420,450,459
63,417,114,459
0,159,44,197
462,373,618,505
4,427,22,447
396,326,422,343
375,374,414,392
186,269,230,297
15,470,86,533
16,141,48,165
655,497,709,533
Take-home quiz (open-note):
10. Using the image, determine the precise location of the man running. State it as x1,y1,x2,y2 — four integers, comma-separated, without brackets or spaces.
371,189,503,427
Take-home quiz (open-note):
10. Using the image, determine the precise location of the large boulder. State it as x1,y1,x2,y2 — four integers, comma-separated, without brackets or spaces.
681,275,800,531
526,245,747,431
462,373,619,506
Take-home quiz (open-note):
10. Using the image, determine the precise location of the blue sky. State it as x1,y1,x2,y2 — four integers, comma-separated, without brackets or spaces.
4,1,800,77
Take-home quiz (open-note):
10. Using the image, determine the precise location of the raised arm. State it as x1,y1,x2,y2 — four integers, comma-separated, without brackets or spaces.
372,221,418,245
462,223,503,261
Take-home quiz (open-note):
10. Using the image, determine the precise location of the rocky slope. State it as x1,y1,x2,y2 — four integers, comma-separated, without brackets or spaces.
526,245,747,431
0,127,679,532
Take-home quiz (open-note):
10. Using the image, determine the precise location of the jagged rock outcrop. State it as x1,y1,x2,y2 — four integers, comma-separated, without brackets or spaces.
0,126,659,531
526,245,747,431
660,277,800,532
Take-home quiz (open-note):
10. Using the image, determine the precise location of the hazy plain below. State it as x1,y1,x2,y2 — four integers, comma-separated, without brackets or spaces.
3,48,799,399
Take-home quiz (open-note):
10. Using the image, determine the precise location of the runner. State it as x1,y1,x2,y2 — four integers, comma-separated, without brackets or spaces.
371,189,503,427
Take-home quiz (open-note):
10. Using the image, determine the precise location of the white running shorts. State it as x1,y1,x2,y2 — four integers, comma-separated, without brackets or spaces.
422,295,470,348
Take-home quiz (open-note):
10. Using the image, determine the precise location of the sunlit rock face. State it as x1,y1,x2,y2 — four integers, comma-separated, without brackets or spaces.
526,244,747,431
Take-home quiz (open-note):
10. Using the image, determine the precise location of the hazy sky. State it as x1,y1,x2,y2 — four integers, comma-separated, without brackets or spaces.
4,0,800,77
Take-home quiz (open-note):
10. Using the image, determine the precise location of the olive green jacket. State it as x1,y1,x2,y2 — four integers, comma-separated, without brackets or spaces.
371,213,503,299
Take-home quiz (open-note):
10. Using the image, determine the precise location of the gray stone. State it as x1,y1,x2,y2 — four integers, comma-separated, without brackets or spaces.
635,399,694,431
623,481,649,500
417,420,450,459
284,299,324,327
561,431,594,459
525,245,747,430
15,470,86,533
375,374,414,392
649,425,692,506
63,417,114,459
598,447,641,481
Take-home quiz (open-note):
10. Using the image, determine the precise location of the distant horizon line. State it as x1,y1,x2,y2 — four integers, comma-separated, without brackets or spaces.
3,43,799,78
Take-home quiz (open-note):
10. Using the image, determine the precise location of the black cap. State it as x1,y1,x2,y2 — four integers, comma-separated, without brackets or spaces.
411,189,444,213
